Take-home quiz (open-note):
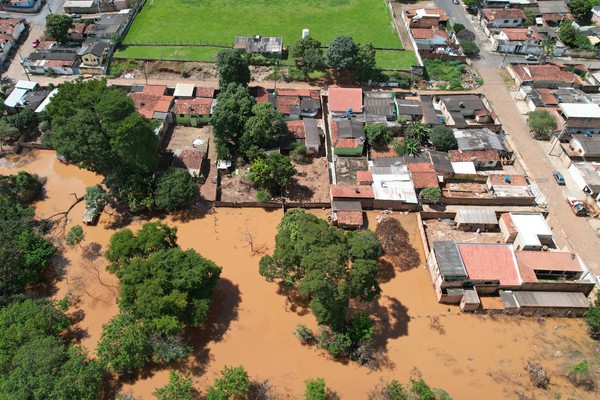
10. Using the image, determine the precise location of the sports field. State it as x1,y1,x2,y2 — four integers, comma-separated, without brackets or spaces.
118,0,417,69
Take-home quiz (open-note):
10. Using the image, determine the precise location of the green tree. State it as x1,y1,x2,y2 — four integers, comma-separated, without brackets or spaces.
291,36,325,75
420,187,442,203
574,34,593,49
153,372,197,400
47,79,158,176
326,36,359,70
365,124,394,151
66,225,85,246
460,39,479,55
0,171,43,205
538,38,556,63
45,14,73,44
586,291,600,339
84,184,109,219
405,121,430,143
105,170,155,212
392,137,420,157
463,0,478,6
96,313,152,374
0,118,21,144
249,153,296,193
527,110,557,140
242,102,288,158
523,8,536,27
209,83,256,158
304,378,333,400
7,109,35,131
154,169,200,211
570,0,595,23
216,49,251,90
348,230,382,260
207,365,250,400
117,247,222,327
357,41,377,81
452,23,465,33
429,125,458,152
558,19,579,47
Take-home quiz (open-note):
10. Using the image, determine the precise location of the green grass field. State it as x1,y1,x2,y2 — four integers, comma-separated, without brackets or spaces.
118,0,415,69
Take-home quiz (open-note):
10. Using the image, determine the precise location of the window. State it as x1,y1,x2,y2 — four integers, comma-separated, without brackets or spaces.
513,20,519,23
504,20,509,23
179,114,185,117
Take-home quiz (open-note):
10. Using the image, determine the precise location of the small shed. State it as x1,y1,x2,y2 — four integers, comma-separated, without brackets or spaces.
460,289,481,312
500,290,590,317
455,209,498,232
331,200,364,230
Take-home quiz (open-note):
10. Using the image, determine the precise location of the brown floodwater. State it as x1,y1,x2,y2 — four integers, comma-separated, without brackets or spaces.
2,150,599,399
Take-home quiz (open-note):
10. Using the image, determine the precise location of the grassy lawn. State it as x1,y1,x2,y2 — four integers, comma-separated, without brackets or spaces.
118,0,405,68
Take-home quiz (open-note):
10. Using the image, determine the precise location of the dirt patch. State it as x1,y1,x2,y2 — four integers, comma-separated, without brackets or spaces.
423,218,504,247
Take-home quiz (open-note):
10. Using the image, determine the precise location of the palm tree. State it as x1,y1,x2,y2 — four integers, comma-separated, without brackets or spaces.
393,138,421,157
405,121,430,143
538,38,556,64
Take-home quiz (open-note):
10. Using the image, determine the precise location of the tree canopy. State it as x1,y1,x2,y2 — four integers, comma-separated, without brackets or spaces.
429,125,458,152
356,41,378,81
84,184,109,219
570,0,595,23
46,79,158,176
259,210,381,331
45,14,73,44
153,372,197,400
0,299,102,400
291,36,325,74
558,20,579,48
154,169,200,211
242,102,288,158
216,49,251,90
587,291,600,339
365,124,394,151
209,83,256,159
249,153,296,194
527,110,557,140
206,365,250,400
326,36,360,70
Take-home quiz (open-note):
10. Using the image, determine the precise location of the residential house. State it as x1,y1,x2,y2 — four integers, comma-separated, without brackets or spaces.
173,98,214,126
420,95,444,126
565,134,600,160
34,88,59,113
369,157,419,209
173,83,197,99
171,149,205,176
129,85,174,137
265,88,321,119
479,8,526,35
88,14,129,39
63,0,131,13
67,23,95,42
454,209,499,232
557,104,600,135
24,50,79,75
395,98,423,122
487,173,532,198
356,170,373,185
429,150,454,181
330,185,374,209
508,63,584,88
407,162,439,193
452,127,506,154
4,80,39,113
362,91,396,123
435,95,500,130
4,0,35,8
492,27,566,56
449,149,501,169
330,200,364,230
538,0,572,27
499,212,553,250
0,18,26,69
411,26,450,46
427,240,594,314
328,87,362,115
567,162,600,200
79,39,110,67
330,119,365,156
404,8,448,28
234,35,282,57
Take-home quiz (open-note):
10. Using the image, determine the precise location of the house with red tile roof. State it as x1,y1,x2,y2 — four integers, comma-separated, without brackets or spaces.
130,85,174,119
411,26,449,46
448,149,501,169
492,27,566,57
0,18,25,68
328,87,362,114
329,117,365,156
404,8,448,29
173,98,214,126
407,162,439,190
330,185,374,208
171,149,205,176
507,63,583,88
479,8,525,33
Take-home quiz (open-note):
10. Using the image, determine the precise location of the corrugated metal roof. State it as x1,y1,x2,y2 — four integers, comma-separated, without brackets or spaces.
432,241,468,278
455,209,498,226
511,291,590,309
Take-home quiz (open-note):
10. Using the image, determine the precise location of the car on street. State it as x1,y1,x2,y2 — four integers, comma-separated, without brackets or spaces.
32,39,40,48
525,54,537,61
68,13,81,19
566,197,587,216
453,0,460,3
553,171,566,185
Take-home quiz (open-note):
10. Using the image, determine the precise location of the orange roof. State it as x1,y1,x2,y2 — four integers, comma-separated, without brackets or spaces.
536,88,558,105
500,213,518,235
458,244,521,286
255,87,269,103
356,170,373,184
408,163,438,189
483,8,525,21
0,18,24,36
328,87,362,112
501,28,540,41
488,174,528,187
449,149,501,162
286,120,305,139
511,63,581,84
336,210,364,227
141,85,167,96
411,27,449,40
277,88,311,97
195,87,215,98
130,92,174,119
515,251,584,273
172,149,203,171
336,138,361,149
405,8,448,22
173,98,212,115
331,185,374,199
277,96,300,114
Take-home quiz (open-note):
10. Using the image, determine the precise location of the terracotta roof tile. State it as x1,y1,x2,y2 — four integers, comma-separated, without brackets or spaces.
130,92,174,119
488,174,528,187
484,8,525,21
537,88,558,105
286,120,305,139
277,95,300,114
331,185,374,199
501,28,540,41
173,98,212,115
195,87,215,98
328,87,362,112
411,26,449,39
141,85,167,96
458,244,521,286
356,170,373,184
449,149,501,162
515,251,584,273
512,63,581,84
255,87,269,103
0,18,24,36
336,210,364,226
277,88,311,97
172,149,203,171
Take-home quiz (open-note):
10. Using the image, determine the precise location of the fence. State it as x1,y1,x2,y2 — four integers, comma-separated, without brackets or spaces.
122,40,233,49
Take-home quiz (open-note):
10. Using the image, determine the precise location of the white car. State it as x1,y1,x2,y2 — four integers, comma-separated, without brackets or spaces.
525,54,537,61
453,0,460,4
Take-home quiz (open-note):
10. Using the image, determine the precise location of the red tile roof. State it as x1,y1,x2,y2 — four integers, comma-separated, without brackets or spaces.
488,174,528,187
483,8,525,21
277,88,311,97
449,149,501,162
277,95,300,114
328,87,362,112
356,170,373,184
511,63,582,84
255,87,269,103
142,85,167,96
336,138,361,149
0,18,24,36
501,28,540,41
331,185,374,199
537,88,558,105
286,120,305,139
172,149,203,171
130,92,174,119
542,13,572,21
195,87,215,98
336,210,364,227
458,244,521,286
408,163,438,189
405,8,448,22
515,251,584,273
173,98,212,115
500,213,518,235
411,26,449,40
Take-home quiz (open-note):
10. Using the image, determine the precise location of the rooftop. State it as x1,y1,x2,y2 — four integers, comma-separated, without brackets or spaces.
511,63,581,84
174,83,195,98
328,87,362,113
487,174,528,187
234,35,282,53
453,128,504,152
286,120,305,139
458,244,521,286
411,27,449,40
173,98,213,115
432,241,468,278
408,163,438,189
449,149,501,162
330,185,374,199
483,8,525,21
335,210,364,227
455,208,498,226
505,212,553,247
559,103,600,119
515,251,584,273
172,149,204,171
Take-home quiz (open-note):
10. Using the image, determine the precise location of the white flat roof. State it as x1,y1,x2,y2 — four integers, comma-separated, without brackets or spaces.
559,103,600,119
174,83,195,97
509,213,552,247
63,0,94,7
451,161,476,174
4,88,28,108
15,80,38,90
371,175,418,203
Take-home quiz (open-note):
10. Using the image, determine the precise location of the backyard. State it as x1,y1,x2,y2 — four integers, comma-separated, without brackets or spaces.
118,0,417,69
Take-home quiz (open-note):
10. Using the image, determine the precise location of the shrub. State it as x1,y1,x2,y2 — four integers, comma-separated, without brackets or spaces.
586,291,600,339
65,225,84,247
294,323,316,345
525,360,550,389
256,189,270,203
181,70,191,78
420,187,442,203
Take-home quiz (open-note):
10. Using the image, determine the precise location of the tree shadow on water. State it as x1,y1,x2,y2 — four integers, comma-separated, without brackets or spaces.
183,278,241,376
276,282,311,316
377,259,396,284
353,294,410,348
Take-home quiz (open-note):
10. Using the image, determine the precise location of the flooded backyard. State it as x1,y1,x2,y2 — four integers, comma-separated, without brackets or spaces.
1,150,599,399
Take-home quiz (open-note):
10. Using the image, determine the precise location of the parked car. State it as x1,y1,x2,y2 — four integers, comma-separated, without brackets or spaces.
32,38,40,48
566,197,587,216
68,13,81,19
453,0,460,3
553,171,565,185
525,54,537,61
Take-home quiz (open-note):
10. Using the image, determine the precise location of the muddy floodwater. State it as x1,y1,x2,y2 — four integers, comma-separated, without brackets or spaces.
2,150,599,399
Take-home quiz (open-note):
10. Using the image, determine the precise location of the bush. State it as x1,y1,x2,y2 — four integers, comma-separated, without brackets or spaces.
294,323,316,345
7,109,35,131
452,23,465,33
420,187,442,203
65,225,84,246
586,291,600,339
154,169,200,211
429,125,458,152
291,142,308,163
527,110,557,140
256,189,270,203
525,360,550,389
181,70,191,78
304,378,334,400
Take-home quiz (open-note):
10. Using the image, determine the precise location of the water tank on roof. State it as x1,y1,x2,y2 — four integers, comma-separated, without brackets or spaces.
302,29,310,39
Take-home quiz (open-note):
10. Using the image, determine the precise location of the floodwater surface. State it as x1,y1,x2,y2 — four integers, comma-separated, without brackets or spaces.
2,150,599,399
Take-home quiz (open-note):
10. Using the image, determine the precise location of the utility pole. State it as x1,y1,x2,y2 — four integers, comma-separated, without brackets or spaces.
19,53,30,81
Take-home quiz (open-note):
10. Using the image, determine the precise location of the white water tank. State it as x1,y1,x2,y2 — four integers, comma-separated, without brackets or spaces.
302,29,310,39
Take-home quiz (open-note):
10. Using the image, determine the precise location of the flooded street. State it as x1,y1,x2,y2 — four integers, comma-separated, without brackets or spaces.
2,150,599,399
